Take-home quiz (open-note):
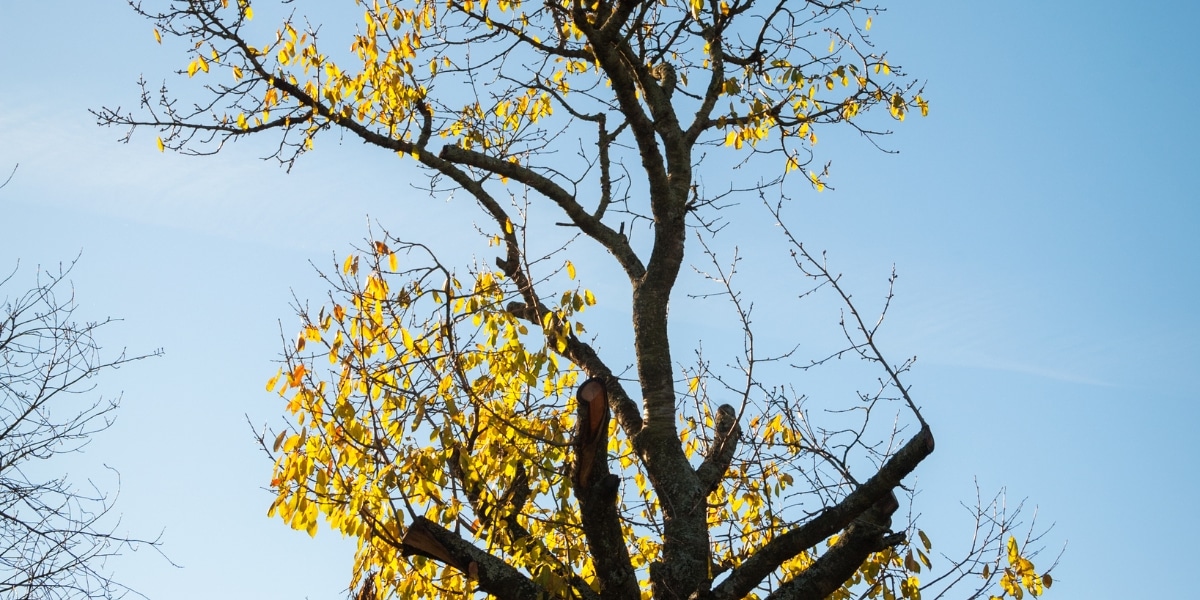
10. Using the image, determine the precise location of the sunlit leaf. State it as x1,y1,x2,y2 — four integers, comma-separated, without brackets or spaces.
266,368,282,392
128,2,952,599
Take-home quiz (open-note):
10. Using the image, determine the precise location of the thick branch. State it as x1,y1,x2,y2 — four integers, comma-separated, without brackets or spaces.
572,7,670,199
401,517,555,600
764,499,904,600
597,0,640,37
571,379,639,600
564,335,645,439
572,19,701,598
439,145,645,280
696,404,740,495
706,425,934,600
686,36,726,146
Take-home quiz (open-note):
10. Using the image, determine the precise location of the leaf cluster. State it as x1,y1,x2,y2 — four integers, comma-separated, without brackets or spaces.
98,2,1057,600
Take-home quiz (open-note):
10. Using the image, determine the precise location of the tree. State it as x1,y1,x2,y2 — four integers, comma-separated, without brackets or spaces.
0,258,162,599
98,1,1053,599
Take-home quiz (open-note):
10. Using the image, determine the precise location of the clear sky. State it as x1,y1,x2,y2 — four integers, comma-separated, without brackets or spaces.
1,1,1197,598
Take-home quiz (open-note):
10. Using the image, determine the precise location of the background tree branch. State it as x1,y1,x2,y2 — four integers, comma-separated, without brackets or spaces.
1,258,163,600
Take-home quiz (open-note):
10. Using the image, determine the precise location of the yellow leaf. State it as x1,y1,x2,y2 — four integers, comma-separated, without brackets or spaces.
156,136,165,152
808,171,825,192
504,218,513,234
266,368,282,391
287,364,307,388
566,260,576,280
865,17,872,31
153,28,162,44
402,328,415,351
245,6,254,20
388,252,398,272
187,60,198,77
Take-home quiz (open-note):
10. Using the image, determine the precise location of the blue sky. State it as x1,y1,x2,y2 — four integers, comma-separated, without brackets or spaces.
1,1,1197,598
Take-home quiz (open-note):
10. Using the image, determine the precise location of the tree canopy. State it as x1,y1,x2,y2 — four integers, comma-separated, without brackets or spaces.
98,1,1052,600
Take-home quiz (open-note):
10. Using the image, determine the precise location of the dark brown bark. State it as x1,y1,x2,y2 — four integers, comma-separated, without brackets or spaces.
572,379,640,600
763,500,902,600
401,517,553,600
705,426,935,600
105,4,940,600
697,404,741,496
558,11,711,599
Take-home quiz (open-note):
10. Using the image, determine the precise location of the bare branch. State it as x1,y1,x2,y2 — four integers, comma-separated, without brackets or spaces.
1,258,164,600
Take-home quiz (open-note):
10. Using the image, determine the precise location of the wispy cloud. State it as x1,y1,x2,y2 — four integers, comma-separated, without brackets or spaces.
886,279,1121,388
0,102,445,253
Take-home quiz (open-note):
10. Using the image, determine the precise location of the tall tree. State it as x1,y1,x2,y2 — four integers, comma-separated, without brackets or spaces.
0,258,162,600
98,2,1052,599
